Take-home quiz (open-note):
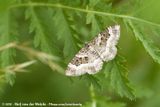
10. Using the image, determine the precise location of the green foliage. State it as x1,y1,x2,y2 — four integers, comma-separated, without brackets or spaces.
53,8,78,62
0,0,160,107
126,20,160,64
25,6,54,54
86,0,101,37
82,74,101,90
0,0,17,86
110,55,135,99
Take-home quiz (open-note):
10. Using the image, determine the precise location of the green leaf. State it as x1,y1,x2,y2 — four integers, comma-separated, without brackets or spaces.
0,0,17,86
110,55,135,100
82,74,101,90
53,9,78,62
5,71,16,86
25,6,54,54
0,75,7,97
86,0,101,38
86,13,100,38
88,0,100,7
127,20,160,64
0,0,17,67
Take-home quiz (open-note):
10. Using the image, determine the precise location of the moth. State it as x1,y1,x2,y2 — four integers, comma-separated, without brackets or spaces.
65,25,120,76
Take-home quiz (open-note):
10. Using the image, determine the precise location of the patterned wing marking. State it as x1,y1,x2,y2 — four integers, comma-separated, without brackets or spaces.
100,25,120,62
90,25,120,62
66,44,103,76
91,29,110,59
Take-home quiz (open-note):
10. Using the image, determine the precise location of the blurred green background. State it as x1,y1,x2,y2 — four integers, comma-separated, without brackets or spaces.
0,0,160,107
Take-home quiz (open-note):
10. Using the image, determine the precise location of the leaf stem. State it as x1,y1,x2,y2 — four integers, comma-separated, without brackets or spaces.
90,84,96,107
9,3,160,28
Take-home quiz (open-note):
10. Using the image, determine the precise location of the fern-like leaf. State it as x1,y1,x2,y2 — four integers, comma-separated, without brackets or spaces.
53,8,78,62
0,0,17,85
86,0,101,38
110,55,135,99
127,20,160,64
86,13,100,38
25,5,54,54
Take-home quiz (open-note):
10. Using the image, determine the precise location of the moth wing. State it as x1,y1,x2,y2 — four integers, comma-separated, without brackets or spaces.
65,44,103,76
93,25,120,62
